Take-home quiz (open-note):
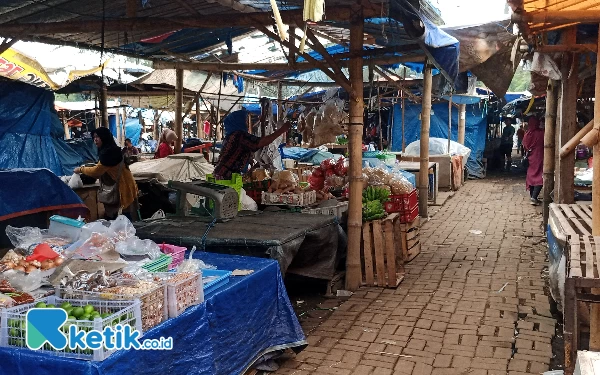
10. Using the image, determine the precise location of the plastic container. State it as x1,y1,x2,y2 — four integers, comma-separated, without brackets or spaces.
202,269,232,295
142,254,172,272
56,284,167,332
384,189,418,214
0,296,141,361
207,173,243,209
302,201,349,220
398,205,419,223
261,190,317,206
154,272,204,318
158,244,186,270
48,215,85,241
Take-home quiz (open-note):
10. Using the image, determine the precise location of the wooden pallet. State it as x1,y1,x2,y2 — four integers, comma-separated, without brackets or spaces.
398,217,421,262
564,235,600,375
549,203,593,238
361,213,405,288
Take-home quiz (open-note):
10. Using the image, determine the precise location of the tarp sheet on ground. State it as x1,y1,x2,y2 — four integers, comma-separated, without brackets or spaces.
0,169,87,221
0,252,307,375
390,102,487,178
0,80,86,176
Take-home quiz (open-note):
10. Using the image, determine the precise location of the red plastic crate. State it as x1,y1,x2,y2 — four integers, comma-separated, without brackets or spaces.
398,205,419,223
384,189,418,213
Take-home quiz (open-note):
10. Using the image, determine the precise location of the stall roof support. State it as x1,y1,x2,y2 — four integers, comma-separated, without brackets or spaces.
419,62,433,218
543,80,558,228
174,69,184,154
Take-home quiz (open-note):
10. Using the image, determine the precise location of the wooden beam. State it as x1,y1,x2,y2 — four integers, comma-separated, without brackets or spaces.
99,83,109,128
536,44,597,53
174,69,184,154
419,62,433,218
255,24,354,93
0,38,16,54
0,7,379,35
373,66,421,103
559,118,594,159
590,24,600,353
305,28,351,89
345,6,364,292
543,80,558,228
513,10,600,25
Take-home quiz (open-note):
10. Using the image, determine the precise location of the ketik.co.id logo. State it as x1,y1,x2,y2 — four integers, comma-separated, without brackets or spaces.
25,308,173,351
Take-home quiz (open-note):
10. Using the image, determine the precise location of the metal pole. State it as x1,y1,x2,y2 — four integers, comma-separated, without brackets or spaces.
447,95,452,153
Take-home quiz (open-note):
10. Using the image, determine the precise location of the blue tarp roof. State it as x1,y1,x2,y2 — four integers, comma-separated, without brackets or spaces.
0,80,86,176
390,101,487,178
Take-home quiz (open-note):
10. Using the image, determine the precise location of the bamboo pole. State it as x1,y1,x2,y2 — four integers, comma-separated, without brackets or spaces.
174,69,184,154
61,111,70,140
590,26,600,352
99,84,109,128
419,62,433,218
196,95,202,139
277,81,283,122
458,104,466,145
345,6,364,292
560,119,594,158
116,106,122,146
122,107,127,144
401,70,406,152
543,80,558,228
512,10,600,25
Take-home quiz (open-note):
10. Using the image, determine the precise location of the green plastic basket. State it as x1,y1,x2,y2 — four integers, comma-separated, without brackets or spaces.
207,173,243,210
142,254,173,272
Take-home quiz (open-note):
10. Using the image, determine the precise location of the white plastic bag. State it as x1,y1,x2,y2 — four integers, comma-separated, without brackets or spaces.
68,173,83,189
109,215,136,242
2,269,44,292
115,237,162,260
5,226,44,249
241,189,258,211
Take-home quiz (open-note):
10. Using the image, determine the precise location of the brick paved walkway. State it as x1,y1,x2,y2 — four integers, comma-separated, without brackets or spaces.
276,177,555,375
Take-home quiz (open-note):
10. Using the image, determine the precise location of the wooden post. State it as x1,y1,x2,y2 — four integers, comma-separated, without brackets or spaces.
401,69,406,152
195,95,202,138
61,111,70,140
458,104,466,145
99,84,109,128
277,81,283,122
557,27,578,204
543,80,558,227
122,107,127,144
419,62,433,218
116,106,122,146
447,95,452,152
345,6,364,291
174,68,184,154
589,26,600,352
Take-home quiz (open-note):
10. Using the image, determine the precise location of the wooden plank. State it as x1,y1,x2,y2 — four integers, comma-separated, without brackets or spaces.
584,236,594,279
582,204,594,218
372,220,386,286
571,204,593,232
362,222,374,286
594,237,600,279
560,204,590,235
570,236,583,277
406,242,421,262
384,220,397,287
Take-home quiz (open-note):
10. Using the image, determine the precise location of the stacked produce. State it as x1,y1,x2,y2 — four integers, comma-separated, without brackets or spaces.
308,158,348,202
362,186,390,221
363,167,414,195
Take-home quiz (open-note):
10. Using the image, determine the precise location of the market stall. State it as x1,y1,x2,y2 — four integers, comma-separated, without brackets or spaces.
0,214,305,374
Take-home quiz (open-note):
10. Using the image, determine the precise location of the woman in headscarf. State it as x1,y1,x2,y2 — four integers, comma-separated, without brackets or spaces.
74,127,139,219
155,129,178,158
522,116,544,205
214,109,290,180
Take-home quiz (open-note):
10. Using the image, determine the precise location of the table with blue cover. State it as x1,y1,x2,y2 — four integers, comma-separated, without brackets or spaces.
0,252,306,375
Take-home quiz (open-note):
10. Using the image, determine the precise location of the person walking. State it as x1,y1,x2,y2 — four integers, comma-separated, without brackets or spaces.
516,125,525,155
500,118,516,171
522,116,544,205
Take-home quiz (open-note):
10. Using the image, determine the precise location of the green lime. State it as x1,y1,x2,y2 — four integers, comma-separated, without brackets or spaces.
83,304,95,315
34,302,47,308
60,302,72,310
8,319,18,328
72,307,84,318
65,307,73,315
67,315,76,320
100,313,111,319
79,314,91,321
46,304,56,308
9,328,17,337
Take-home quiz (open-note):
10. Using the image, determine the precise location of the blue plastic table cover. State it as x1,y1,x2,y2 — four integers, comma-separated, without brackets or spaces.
0,252,307,375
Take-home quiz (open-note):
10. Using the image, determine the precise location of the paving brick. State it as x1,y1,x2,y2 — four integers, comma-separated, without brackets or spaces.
433,354,452,368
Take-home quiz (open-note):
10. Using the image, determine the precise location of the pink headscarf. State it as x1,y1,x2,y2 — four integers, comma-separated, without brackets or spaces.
160,129,177,144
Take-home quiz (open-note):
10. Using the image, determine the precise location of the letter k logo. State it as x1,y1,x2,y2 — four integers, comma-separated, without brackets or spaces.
26,308,68,350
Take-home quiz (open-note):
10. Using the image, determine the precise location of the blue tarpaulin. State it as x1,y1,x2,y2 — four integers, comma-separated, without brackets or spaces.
0,80,86,176
0,252,306,375
0,169,87,221
109,118,143,146
391,102,487,178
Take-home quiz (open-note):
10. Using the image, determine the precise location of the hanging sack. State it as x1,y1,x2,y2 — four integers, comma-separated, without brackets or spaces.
98,162,124,205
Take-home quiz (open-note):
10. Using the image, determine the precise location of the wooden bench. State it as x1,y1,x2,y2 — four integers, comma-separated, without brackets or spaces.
565,235,600,374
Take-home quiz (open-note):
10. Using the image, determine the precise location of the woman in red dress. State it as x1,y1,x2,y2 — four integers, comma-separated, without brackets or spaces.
155,129,178,158
522,116,544,205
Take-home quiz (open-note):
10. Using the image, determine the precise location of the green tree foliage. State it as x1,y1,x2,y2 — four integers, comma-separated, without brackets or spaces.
507,65,531,92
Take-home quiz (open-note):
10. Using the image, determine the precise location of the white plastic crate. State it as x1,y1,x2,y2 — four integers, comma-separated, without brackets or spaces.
261,190,317,206
56,283,167,332
302,201,349,220
154,272,204,318
0,295,141,361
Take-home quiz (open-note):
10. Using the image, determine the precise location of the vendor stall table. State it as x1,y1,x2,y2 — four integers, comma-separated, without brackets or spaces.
0,252,306,375
393,161,439,204
134,211,346,281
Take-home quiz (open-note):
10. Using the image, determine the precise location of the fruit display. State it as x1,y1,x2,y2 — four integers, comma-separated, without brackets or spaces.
363,167,414,195
0,249,64,274
362,186,391,222
5,298,139,357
